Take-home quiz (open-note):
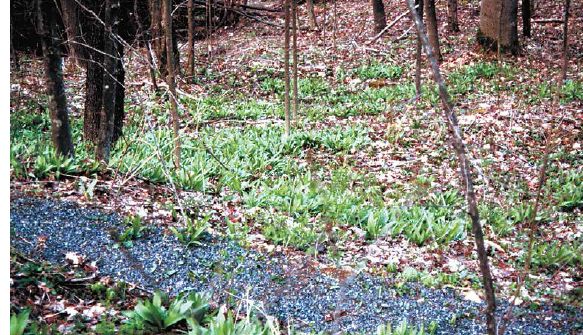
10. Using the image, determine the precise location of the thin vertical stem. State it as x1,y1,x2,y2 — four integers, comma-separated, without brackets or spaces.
283,0,291,137
560,0,571,82
291,0,299,124
406,1,497,333
163,0,181,168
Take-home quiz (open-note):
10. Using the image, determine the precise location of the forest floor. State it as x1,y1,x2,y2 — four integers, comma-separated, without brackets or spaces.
10,197,581,334
10,0,583,333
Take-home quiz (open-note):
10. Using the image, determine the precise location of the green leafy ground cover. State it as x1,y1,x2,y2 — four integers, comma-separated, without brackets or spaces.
10,0,582,333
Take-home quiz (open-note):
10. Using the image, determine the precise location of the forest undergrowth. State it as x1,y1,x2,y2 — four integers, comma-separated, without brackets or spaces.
10,0,582,333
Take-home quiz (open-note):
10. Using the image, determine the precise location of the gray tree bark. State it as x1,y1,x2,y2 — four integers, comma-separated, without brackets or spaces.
37,0,75,157
424,0,442,61
284,0,291,137
96,0,120,162
407,1,498,333
163,0,181,168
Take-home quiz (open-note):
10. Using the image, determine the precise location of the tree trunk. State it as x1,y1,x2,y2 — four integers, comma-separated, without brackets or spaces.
83,2,105,144
59,0,82,65
478,0,519,54
522,0,531,37
10,22,19,71
134,0,158,90
447,0,460,32
292,0,298,124
163,0,181,168
407,1,498,334
37,0,75,157
415,0,424,96
371,0,386,34
560,0,570,82
96,0,120,162
113,42,126,144
306,0,318,29
187,0,195,77
424,0,442,61
149,0,167,77
284,0,291,137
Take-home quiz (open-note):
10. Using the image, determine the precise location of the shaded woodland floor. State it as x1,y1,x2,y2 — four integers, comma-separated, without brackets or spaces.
10,0,582,333
10,197,582,334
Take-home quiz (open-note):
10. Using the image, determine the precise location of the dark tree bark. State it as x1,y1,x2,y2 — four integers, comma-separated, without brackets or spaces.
187,0,195,77
478,0,519,54
560,0,570,82
37,0,74,157
371,0,387,34
113,42,126,144
415,0,424,96
10,21,19,71
96,0,121,162
163,0,181,168
407,1,497,334
83,2,105,144
424,0,442,61
522,0,531,37
447,0,460,32
306,0,318,29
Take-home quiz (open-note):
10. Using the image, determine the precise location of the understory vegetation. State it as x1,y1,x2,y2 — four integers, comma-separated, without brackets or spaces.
9,0,582,333
11,59,582,265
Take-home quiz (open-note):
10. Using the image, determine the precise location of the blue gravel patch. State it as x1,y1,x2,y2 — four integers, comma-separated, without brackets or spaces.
10,197,582,334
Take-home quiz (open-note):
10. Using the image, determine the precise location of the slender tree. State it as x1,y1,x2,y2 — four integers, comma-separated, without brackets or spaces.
407,0,497,333
415,0,424,97
163,0,181,168
134,0,158,90
522,0,531,37
371,0,387,34
10,21,19,71
187,0,195,77
83,2,105,143
149,0,179,76
37,0,74,157
149,0,165,75
478,0,519,54
284,0,291,137
560,0,571,82
306,0,318,29
292,0,299,124
332,0,337,50
59,0,82,65
96,0,121,162
424,0,442,61
447,0,459,32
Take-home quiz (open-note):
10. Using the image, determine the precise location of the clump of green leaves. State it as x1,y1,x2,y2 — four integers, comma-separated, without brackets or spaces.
550,170,582,212
124,291,210,333
190,310,279,335
116,215,148,247
355,62,404,80
10,309,30,335
171,215,211,247
528,240,582,271
376,319,436,335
